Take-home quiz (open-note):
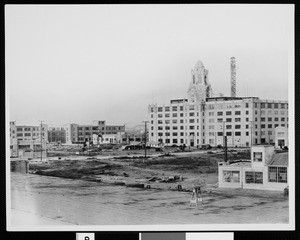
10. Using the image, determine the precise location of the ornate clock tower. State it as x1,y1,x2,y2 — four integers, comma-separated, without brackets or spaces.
187,60,212,103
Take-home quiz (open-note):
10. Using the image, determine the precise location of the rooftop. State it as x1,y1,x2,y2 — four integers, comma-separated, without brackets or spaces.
268,152,288,166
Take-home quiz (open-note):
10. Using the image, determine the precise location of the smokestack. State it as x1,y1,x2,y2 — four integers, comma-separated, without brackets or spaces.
230,57,236,97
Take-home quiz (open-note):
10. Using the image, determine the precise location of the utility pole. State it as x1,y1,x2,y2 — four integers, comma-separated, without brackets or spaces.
224,135,228,162
142,121,149,162
40,120,44,161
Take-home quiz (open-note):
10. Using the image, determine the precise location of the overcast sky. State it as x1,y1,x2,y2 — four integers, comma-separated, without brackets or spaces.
6,4,294,127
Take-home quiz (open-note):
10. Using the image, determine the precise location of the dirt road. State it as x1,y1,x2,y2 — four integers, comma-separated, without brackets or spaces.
10,172,288,227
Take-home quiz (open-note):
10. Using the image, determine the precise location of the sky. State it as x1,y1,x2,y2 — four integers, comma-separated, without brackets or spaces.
5,4,294,127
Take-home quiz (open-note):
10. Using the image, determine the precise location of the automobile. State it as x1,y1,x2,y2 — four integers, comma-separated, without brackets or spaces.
200,144,212,150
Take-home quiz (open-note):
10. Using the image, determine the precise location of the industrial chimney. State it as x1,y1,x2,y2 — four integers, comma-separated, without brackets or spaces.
230,57,236,97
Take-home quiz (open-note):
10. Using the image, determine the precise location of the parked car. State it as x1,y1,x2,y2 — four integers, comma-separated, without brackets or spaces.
200,144,212,150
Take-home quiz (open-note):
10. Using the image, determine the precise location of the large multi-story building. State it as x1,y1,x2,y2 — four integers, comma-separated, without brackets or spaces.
65,121,125,144
148,60,288,147
9,121,48,157
48,127,66,144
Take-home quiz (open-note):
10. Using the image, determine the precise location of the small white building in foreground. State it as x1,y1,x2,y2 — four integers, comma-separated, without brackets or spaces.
218,145,288,191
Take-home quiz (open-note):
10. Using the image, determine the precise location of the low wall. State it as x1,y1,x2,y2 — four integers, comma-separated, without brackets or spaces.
10,160,29,173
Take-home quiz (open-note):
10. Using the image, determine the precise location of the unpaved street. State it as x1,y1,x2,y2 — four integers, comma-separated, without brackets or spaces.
10,172,288,226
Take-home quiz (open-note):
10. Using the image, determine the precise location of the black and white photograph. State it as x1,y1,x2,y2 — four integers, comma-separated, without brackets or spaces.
5,4,295,231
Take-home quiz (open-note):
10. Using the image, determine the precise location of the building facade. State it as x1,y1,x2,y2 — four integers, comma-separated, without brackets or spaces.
148,60,288,147
218,145,288,191
9,121,48,157
48,127,66,144
65,121,125,144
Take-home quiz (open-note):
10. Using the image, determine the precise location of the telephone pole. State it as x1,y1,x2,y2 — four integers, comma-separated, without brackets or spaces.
142,121,149,162
40,120,44,161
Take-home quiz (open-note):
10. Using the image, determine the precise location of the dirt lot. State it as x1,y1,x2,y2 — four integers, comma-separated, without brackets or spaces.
10,150,289,226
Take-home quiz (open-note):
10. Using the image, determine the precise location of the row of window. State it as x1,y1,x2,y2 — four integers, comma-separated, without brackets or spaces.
16,127,45,131
223,167,287,184
259,102,287,109
16,133,44,137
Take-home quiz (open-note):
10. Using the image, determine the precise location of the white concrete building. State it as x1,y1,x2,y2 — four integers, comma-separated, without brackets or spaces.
148,60,288,147
218,145,288,191
9,121,48,157
275,126,289,149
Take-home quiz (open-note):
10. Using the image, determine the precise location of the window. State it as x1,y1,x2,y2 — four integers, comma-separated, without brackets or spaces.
235,125,241,129
281,117,285,121
274,103,278,108
226,125,232,129
165,113,170,118
189,105,195,110
217,118,223,123
246,132,249,136
189,112,195,117
268,124,272,128
275,124,279,127
226,118,232,122
246,118,249,122
180,106,184,111
17,133,23,137
180,126,184,130
246,103,249,108
246,110,249,115
189,119,195,123
261,103,265,108
180,132,184,136
274,117,278,121
245,172,263,184
209,119,214,123
217,112,223,116
180,113,184,117
253,152,262,162
172,106,177,111
172,132,178,136
235,111,241,115
24,133,31,136
172,119,177,124
261,124,265,128
274,110,278,115
209,132,215,136
235,118,241,122
246,125,249,129
189,126,194,130
268,167,287,183
268,103,272,108
261,117,265,122
165,132,170,136
165,120,170,124
158,120,163,124
172,113,177,117
158,126,163,130
165,107,170,112
180,119,184,123
172,126,178,130
268,117,272,121
226,132,232,136
254,103,258,108
209,112,214,116
223,171,240,183
235,132,241,136
281,103,285,109
217,132,223,136
165,126,170,130
172,139,178,144
261,110,265,115
209,125,214,130
226,111,232,115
